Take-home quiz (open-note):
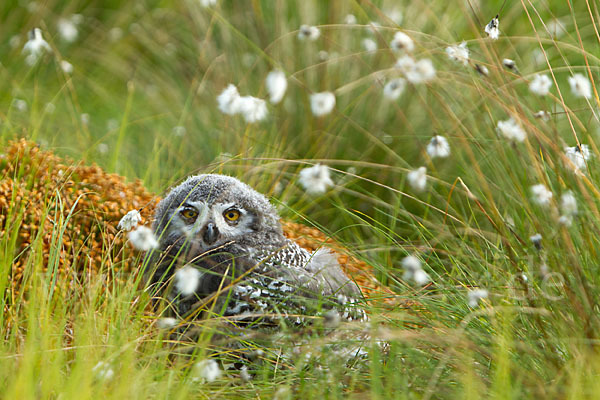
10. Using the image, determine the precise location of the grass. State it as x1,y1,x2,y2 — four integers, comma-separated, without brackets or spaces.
2,0,600,398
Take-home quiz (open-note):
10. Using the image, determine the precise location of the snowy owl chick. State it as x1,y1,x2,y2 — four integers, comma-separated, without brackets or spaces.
144,174,362,324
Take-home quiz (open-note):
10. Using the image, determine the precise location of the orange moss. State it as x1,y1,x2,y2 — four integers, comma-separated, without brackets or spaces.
1,140,392,302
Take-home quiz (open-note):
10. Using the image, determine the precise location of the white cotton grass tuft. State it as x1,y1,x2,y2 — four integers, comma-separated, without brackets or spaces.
385,8,403,25
468,289,489,307
192,359,222,383
98,143,109,154
484,15,500,39
475,64,489,77
497,118,526,142
118,210,142,231
344,14,357,25
217,84,241,115
240,365,252,382
426,135,451,159
172,126,186,137
273,386,292,400
383,78,406,100
530,233,542,250
216,84,268,123
564,144,591,172
546,18,567,38
128,226,159,251
390,31,414,53
297,24,320,41
529,74,552,96
60,60,73,74
534,110,551,121
200,0,218,7
156,317,178,329
445,41,469,66
237,96,268,123
174,265,202,296
361,38,377,52
401,255,429,286
568,74,592,99
57,16,80,43
323,309,341,329
310,92,336,116
13,99,27,112
559,191,577,226
396,56,436,84
530,184,553,206
265,70,287,104
407,167,427,192
92,362,115,381
22,28,51,65
299,164,334,195
502,58,519,74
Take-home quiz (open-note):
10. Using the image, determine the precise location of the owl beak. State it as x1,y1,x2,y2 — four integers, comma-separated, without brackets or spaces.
202,222,219,245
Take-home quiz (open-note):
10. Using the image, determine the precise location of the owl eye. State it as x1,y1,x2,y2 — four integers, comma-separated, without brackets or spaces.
223,209,241,222
180,208,199,220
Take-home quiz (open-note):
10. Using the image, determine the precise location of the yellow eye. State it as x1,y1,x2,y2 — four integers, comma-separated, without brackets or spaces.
223,209,240,222
180,208,198,219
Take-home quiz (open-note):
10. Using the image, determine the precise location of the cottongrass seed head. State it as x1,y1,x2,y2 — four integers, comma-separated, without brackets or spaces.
502,58,519,74
361,38,377,52
192,360,222,383
299,164,334,195
530,233,543,250
156,317,178,329
265,70,287,104
560,191,577,216
484,15,500,39
60,60,73,74
92,362,115,382
118,209,142,231
383,78,406,100
128,226,159,251
396,56,436,84
445,41,469,66
475,64,490,77
344,14,357,25
174,265,202,296
217,84,241,115
57,16,80,43
559,191,577,226
497,117,526,142
390,31,414,52
22,28,51,65
568,73,592,99
564,144,591,172
237,96,268,123
298,24,320,41
426,135,450,158
217,84,268,122
534,110,551,121
407,166,427,192
310,92,336,116
401,255,430,286
323,309,342,329
531,184,553,206
529,74,552,96
468,289,489,307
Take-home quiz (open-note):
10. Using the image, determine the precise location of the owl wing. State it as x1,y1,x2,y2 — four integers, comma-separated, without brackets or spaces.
220,240,364,324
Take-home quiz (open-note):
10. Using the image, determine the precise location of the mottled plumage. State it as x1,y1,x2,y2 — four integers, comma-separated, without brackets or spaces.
144,174,362,325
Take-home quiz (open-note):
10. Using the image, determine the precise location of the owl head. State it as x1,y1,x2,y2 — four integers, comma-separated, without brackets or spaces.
151,174,285,257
